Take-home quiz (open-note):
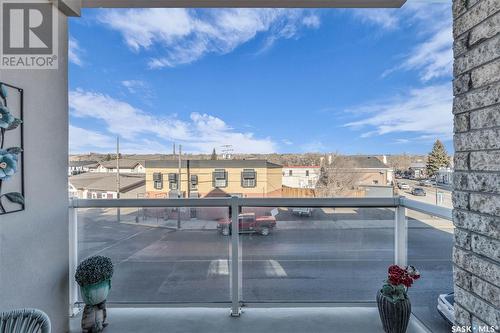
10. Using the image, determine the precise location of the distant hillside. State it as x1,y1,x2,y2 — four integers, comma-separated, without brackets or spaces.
70,153,430,169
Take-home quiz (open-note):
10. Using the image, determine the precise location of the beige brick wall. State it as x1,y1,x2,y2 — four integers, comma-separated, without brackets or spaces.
146,166,282,198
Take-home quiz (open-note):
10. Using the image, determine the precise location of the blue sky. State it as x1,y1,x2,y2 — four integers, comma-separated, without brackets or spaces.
68,3,453,155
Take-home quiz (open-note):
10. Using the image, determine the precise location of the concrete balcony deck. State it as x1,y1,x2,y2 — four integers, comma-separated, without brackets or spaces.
70,307,430,333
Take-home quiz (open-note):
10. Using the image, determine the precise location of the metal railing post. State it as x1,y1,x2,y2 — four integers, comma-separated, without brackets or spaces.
394,202,408,266
69,204,79,316
230,196,241,317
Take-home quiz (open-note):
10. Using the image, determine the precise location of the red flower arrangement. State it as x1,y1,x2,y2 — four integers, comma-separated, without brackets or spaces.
381,265,421,303
388,265,420,288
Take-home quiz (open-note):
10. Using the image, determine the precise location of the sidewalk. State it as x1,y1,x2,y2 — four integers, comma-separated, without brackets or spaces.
120,217,453,232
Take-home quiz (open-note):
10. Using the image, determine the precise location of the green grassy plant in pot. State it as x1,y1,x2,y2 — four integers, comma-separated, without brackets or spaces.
377,265,420,333
75,256,114,306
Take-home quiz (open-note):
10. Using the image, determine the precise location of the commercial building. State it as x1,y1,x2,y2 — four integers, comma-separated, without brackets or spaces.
145,159,282,198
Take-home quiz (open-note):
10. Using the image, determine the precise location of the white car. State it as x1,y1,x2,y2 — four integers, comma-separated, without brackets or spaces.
292,208,313,217
398,183,410,190
437,292,455,325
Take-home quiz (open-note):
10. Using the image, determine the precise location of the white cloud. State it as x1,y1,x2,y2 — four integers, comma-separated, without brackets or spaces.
344,83,453,140
121,80,146,93
353,3,452,82
98,9,320,68
69,125,115,153
69,89,276,153
352,9,399,30
401,26,453,81
299,140,326,152
68,36,84,66
69,125,172,154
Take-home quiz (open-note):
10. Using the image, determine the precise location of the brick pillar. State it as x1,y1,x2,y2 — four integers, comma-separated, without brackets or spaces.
452,0,500,328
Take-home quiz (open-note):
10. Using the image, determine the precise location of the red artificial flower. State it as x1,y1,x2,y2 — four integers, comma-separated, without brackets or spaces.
386,265,421,288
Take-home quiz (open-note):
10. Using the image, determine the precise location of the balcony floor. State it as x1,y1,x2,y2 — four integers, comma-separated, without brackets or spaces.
69,306,430,333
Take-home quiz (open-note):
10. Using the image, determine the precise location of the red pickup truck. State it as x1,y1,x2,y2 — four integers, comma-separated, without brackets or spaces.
217,213,276,236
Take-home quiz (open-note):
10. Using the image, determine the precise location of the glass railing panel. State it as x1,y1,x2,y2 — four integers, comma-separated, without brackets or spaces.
407,209,454,332
77,206,230,303
239,206,395,302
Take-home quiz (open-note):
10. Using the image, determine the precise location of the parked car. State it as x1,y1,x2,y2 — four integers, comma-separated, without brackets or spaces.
437,292,455,325
411,187,426,196
418,180,432,187
398,182,410,190
292,208,313,217
217,213,276,236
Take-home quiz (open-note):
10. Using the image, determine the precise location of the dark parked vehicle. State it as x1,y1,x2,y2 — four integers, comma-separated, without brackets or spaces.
217,213,276,236
411,187,426,196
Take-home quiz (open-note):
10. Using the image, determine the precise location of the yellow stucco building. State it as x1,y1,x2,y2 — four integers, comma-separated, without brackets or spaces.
145,159,283,198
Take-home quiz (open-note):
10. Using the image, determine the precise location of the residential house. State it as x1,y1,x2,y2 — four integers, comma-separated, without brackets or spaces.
333,155,393,186
282,166,321,189
68,160,97,176
88,159,146,174
437,167,453,185
69,173,145,199
145,159,282,198
408,162,426,179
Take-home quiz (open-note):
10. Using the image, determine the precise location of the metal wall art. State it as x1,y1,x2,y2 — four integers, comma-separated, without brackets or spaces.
0,82,24,215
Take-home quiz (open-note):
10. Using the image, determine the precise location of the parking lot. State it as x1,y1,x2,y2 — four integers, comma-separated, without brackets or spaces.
77,206,453,332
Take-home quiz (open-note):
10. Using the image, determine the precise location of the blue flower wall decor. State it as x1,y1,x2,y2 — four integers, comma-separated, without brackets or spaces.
0,82,24,215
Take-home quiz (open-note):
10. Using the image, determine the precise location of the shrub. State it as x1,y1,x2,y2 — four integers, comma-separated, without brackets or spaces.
75,256,114,286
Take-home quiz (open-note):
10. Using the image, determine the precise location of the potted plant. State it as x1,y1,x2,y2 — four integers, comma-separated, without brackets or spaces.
377,265,420,333
75,256,114,306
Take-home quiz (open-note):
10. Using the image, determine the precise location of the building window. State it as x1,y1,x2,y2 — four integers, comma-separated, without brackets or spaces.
373,180,379,185
213,169,227,188
153,172,163,190
241,169,256,188
289,170,292,176
306,170,309,177
190,175,198,190
168,173,178,190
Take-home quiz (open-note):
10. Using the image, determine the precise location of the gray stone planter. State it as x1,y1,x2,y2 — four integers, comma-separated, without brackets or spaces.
377,290,411,333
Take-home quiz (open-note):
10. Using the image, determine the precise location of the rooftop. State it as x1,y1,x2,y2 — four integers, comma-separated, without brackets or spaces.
331,156,389,169
409,162,426,169
69,160,98,167
69,173,145,192
97,159,145,169
145,159,283,169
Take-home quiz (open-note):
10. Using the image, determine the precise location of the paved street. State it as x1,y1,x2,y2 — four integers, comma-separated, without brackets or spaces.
396,179,452,208
78,207,453,333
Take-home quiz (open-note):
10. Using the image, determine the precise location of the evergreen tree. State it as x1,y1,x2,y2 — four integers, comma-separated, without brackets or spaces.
211,148,217,160
105,153,112,161
426,140,449,177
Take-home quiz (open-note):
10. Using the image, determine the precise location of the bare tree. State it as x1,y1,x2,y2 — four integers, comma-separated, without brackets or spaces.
316,156,362,197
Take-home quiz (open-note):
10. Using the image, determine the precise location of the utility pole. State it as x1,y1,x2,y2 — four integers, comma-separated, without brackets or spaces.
177,144,182,229
116,136,121,222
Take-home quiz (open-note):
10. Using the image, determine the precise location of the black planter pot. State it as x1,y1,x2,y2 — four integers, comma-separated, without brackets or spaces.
377,290,412,333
